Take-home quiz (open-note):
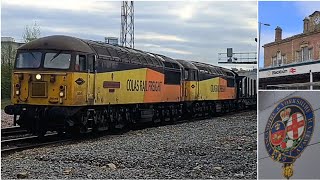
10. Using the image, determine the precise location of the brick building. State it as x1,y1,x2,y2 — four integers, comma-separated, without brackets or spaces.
259,11,320,90
264,11,320,67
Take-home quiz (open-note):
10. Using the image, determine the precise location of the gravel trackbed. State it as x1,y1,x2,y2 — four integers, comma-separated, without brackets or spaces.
1,111,257,179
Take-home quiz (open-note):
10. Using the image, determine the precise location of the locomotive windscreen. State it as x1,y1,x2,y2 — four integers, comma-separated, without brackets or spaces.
16,52,42,69
44,52,71,69
15,51,71,70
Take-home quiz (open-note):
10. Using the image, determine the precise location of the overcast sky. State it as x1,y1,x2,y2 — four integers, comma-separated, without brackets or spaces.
258,1,320,68
1,0,257,69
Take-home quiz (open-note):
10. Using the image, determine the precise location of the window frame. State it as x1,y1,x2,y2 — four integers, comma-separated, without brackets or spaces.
15,51,43,69
75,54,88,72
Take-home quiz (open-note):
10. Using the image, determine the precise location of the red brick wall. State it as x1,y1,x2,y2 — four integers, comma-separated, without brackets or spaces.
264,32,320,68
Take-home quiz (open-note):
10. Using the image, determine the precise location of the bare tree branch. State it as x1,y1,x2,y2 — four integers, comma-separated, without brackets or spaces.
22,21,41,43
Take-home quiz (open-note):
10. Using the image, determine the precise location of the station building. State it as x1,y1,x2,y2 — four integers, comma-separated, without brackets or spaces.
259,11,320,89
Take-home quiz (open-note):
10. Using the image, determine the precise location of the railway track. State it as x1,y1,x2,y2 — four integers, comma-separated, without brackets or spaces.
1,126,28,137
1,110,255,154
1,133,72,154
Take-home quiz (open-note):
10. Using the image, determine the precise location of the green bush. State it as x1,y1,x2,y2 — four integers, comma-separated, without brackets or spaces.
1,64,13,99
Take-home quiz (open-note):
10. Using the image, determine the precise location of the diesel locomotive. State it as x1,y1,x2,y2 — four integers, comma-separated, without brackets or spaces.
4,35,256,135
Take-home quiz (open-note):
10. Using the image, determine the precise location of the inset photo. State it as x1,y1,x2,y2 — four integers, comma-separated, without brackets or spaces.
258,91,320,179
258,1,320,90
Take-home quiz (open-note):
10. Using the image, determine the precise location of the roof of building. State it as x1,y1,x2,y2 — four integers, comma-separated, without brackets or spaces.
309,11,320,17
263,29,320,48
1,37,15,42
263,11,320,48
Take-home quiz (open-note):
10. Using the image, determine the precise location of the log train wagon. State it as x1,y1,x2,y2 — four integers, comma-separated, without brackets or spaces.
4,35,256,135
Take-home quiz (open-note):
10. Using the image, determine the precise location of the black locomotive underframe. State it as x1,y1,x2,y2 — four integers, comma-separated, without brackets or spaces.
5,99,252,135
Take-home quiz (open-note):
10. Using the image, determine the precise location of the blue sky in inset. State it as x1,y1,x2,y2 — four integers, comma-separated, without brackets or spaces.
258,1,320,68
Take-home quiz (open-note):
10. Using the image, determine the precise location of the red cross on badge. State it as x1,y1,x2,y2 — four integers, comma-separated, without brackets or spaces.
286,112,305,140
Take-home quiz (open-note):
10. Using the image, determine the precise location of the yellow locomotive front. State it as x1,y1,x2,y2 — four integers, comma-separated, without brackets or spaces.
5,36,96,135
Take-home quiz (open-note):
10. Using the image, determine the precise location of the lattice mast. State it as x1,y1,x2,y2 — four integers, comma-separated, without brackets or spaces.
120,1,134,48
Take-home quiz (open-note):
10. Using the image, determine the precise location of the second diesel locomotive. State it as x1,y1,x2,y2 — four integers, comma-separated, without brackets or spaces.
5,35,256,135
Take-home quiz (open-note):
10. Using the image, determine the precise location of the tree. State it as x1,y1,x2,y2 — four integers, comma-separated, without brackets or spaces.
22,21,41,43
1,42,16,66
1,42,17,99
1,63,13,99
1,22,41,99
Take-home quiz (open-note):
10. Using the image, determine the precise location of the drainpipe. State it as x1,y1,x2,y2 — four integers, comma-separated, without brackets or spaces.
310,70,313,90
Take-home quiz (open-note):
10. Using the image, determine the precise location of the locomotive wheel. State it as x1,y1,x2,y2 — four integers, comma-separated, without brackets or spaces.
152,109,161,125
114,113,126,129
79,113,90,133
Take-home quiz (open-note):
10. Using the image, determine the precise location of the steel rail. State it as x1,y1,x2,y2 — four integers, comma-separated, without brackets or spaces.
1,126,28,137
1,133,72,154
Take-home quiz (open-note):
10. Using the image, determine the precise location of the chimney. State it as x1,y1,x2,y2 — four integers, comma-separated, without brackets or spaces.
275,26,282,42
303,18,309,33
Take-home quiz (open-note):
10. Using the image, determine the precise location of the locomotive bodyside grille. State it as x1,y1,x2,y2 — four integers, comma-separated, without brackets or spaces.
31,82,47,97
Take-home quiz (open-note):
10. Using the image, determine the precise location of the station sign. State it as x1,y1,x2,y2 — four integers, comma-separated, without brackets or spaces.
259,61,320,78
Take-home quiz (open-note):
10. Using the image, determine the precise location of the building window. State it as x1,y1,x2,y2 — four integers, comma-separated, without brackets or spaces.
276,51,281,59
276,52,282,66
281,55,286,65
278,57,282,66
272,56,277,66
296,51,301,62
296,50,303,62
308,48,313,60
302,46,309,61
272,51,285,67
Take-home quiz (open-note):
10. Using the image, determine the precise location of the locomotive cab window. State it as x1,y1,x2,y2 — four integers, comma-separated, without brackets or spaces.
44,52,71,69
227,78,235,87
88,55,95,72
75,55,87,71
184,69,189,80
189,70,198,81
16,52,42,69
75,54,94,72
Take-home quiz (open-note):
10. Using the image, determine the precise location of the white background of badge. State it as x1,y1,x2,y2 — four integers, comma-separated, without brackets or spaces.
258,91,320,179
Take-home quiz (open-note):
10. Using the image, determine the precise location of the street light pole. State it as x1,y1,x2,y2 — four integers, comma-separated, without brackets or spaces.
258,22,270,65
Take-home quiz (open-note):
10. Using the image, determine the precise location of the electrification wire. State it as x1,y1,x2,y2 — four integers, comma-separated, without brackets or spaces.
258,141,320,161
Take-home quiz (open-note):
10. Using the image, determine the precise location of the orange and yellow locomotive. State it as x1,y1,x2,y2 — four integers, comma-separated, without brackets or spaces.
5,35,256,135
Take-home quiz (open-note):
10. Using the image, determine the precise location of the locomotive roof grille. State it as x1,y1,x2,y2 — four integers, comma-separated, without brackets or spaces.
19,35,237,76
191,61,235,77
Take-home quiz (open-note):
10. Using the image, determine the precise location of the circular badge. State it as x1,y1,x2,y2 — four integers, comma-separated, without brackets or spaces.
264,97,314,163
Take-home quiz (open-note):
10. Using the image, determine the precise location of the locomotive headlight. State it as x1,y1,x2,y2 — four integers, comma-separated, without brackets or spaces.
36,74,42,80
15,90,20,95
59,91,64,97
